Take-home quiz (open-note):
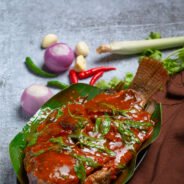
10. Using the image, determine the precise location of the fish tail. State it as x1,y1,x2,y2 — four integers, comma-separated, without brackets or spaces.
130,57,169,100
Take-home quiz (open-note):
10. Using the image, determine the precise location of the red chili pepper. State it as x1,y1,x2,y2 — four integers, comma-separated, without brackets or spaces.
78,66,116,79
69,69,78,84
90,71,104,85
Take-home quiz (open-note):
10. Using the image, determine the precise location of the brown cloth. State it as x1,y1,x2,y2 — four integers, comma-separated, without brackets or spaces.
129,71,184,184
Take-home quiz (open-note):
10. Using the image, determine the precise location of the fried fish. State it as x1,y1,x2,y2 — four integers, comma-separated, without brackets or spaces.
24,57,168,184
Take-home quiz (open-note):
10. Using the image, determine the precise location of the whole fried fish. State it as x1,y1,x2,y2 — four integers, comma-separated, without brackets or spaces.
24,57,168,184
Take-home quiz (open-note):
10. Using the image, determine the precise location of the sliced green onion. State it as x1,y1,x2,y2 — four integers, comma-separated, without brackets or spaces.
25,57,57,78
47,80,69,89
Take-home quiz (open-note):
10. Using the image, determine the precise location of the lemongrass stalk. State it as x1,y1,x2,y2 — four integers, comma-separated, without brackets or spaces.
96,36,184,55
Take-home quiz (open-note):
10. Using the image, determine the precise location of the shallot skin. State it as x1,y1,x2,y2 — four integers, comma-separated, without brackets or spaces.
44,43,75,73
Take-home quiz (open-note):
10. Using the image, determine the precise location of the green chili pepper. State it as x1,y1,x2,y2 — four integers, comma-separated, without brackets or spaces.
25,57,57,78
47,80,69,89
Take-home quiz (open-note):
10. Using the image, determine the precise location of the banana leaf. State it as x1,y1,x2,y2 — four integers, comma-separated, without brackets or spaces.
9,83,161,184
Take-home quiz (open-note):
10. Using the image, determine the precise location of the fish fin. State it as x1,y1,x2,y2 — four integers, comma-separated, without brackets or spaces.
130,57,169,101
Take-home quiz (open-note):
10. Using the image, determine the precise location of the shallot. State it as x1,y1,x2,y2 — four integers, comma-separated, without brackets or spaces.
44,43,74,73
21,84,53,116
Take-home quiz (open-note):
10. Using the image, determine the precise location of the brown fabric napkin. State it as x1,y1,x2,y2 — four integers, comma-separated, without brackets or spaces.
129,71,184,184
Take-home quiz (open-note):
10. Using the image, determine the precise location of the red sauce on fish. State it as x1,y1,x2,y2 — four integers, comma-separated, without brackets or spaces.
24,90,154,184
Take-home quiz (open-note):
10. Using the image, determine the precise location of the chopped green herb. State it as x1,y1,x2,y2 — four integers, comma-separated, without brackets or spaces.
95,77,123,90
117,163,126,169
101,103,116,115
82,139,115,156
70,132,101,142
116,123,141,144
70,133,115,156
47,80,69,89
101,103,128,116
24,114,46,146
101,115,111,135
74,160,86,182
45,109,63,123
140,32,162,62
95,77,125,90
26,109,64,147
31,146,57,157
146,32,161,40
55,108,63,119
73,154,99,168
68,107,85,120
95,80,110,90
95,118,102,132
118,110,129,117
32,149,51,157
76,121,88,129
25,57,57,78
139,45,184,75
32,149,45,156
123,120,153,130
123,72,134,89
94,114,111,135
67,107,87,129
108,77,122,88
50,137,64,144
50,137,72,151
27,132,40,146
139,49,162,62
163,47,184,75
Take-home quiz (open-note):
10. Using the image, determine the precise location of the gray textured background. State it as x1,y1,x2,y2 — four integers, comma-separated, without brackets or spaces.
0,0,184,183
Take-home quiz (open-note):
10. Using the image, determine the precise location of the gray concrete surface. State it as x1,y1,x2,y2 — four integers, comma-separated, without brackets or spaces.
0,0,184,183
